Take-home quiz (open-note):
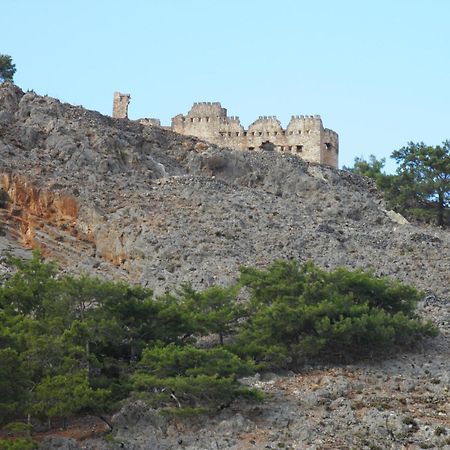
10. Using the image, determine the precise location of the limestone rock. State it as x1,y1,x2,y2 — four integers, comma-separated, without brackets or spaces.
39,436,80,450
0,83,449,450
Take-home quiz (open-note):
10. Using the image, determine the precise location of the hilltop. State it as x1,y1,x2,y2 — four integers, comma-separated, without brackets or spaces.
0,83,449,449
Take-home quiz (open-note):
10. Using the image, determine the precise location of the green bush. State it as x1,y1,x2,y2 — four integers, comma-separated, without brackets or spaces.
234,261,437,367
132,344,257,409
0,253,438,424
137,343,255,378
0,438,37,450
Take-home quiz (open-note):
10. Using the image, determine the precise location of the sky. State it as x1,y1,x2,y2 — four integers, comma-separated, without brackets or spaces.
2,0,450,172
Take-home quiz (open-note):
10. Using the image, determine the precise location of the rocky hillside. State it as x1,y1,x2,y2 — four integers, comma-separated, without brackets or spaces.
1,83,449,449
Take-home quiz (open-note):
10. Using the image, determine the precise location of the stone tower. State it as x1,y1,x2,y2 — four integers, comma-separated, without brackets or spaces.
112,91,130,119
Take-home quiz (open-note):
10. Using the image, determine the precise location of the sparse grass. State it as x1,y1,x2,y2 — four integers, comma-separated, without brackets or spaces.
418,442,434,449
434,425,446,436
402,416,419,433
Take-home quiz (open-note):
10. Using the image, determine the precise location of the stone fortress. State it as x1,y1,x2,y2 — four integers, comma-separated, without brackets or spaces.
113,92,339,168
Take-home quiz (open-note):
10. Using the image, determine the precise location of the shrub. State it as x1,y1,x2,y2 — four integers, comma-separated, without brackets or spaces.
132,344,257,409
0,438,37,450
234,261,437,367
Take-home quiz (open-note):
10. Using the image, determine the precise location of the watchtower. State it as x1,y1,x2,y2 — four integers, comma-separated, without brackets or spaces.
112,92,130,119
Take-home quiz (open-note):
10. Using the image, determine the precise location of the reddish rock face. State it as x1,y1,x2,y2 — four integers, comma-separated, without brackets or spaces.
0,172,81,250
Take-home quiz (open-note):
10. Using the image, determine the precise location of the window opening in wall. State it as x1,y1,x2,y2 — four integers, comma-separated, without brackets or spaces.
252,132,255,136
260,141,275,151
306,129,311,134
296,145,303,152
325,143,332,150
244,131,247,136
298,130,302,134
190,118,194,122
274,131,278,136
206,117,210,122
228,132,232,137
248,146,255,150
259,132,262,136
289,131,293,135
236,132,240,136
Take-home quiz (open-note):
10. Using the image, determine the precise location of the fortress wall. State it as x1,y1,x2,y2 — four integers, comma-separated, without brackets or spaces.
168,102,339,167
245,117,284,150
218,116,245,135
113,94,339,167
322,129,339,167
139,118,161,127
188,102,227,118
285,115,323,163
172,102,228,142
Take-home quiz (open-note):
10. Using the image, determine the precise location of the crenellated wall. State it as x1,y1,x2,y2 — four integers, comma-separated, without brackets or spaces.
170,103,338,167
111,94,339,167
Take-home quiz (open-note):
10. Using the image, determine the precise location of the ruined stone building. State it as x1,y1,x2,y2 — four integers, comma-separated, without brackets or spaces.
112,92,130,119
112,94,339,168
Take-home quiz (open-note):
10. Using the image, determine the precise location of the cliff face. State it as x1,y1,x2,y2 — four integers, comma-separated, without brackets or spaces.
1,83,450,449
0,83,449,295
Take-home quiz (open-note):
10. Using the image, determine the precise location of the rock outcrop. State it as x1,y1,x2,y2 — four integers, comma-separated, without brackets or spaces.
0,83,448,296
0,83,449,449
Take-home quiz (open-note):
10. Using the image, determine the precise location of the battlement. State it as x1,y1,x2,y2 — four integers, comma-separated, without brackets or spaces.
291,114,321,120
188,102,227,119
111,92,339,168
193,101,222,106
169,101,338,167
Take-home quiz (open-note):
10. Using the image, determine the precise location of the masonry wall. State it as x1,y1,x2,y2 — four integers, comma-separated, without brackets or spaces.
171,103,339,168
112,92,130,119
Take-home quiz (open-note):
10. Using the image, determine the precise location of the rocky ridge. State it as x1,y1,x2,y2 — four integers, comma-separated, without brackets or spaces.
0,83,449,449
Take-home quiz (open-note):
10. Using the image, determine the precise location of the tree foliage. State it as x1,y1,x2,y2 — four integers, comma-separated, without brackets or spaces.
392,141,450,226
344,141,450,226
0,55,16,83
0,252,437,431
133,344,257,409
0,438,37,450
31,371,110,427
233,261,437,367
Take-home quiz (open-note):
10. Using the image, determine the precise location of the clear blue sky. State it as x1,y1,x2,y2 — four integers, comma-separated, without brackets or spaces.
2,0,449,172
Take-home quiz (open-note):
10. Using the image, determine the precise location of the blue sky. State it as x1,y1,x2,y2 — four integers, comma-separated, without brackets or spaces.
2,0,449,172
